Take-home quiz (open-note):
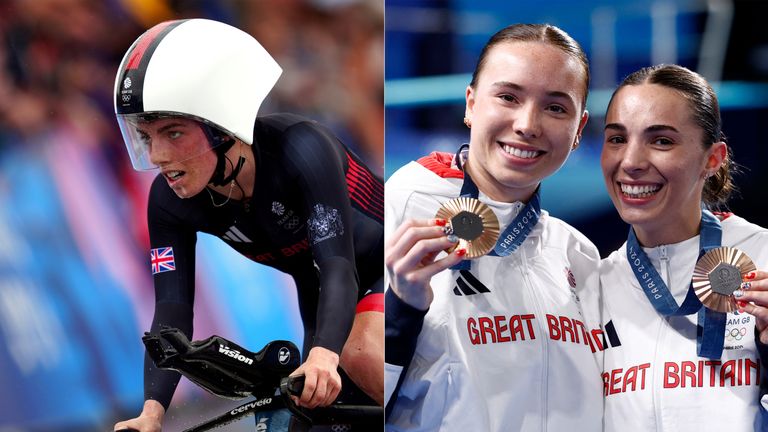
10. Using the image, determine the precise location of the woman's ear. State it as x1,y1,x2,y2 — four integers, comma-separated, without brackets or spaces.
465,85,475,124
705,141,727,174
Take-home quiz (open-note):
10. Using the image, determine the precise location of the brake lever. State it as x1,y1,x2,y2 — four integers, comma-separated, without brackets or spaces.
279,375,312,425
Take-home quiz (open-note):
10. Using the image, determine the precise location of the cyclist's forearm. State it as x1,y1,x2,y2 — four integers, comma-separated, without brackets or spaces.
313,256,358,354
144,301,193,409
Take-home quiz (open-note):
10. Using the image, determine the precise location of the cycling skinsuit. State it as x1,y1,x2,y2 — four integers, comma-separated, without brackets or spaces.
144,113,384,409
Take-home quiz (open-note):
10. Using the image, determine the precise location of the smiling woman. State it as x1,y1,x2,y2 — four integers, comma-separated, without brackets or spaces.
462,40,588,203
598,64,768,432
601,70,730,247
384,23,603,431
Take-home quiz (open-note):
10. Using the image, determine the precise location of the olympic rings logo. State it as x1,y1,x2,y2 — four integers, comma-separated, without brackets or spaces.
725,327,747,341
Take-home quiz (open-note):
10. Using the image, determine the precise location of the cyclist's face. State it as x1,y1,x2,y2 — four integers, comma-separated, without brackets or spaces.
139,117,216,198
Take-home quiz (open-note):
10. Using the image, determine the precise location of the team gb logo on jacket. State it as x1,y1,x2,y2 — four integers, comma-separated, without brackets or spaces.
565,267,581,306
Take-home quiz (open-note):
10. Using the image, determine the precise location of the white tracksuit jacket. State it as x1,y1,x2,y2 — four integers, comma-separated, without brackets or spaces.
384,153,604,431
601,213,768,431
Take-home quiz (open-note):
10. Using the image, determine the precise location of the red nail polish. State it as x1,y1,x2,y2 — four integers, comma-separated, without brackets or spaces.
455,248,467,257
737,300,748,308
434,218,447,227
747,272,756,280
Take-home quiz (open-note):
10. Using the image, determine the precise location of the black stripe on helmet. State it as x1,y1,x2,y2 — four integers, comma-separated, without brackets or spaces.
115,20,187,115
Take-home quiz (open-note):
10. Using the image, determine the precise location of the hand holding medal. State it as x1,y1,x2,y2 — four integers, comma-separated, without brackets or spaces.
724,269,768,344
435,197,500,259
385,218,467,310
692,247,756,313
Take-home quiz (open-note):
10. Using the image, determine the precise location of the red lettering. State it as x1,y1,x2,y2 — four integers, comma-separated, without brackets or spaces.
465,314,537,345
720,360,736,387
590,329,605,352
622,366,637,393
705,360,720,387
467,318,479,345
511,315,537,341
573,319,588,347
604,363,650,397
637,363,650,390
293,239,309,253
546,314,561,341
681,361,696,388
664,362,679,388
521,314,536,340
249,252,275,262
281,239,309,257
560,316,576,343
478,317,495,344
610,368,623,395
495,316,511,343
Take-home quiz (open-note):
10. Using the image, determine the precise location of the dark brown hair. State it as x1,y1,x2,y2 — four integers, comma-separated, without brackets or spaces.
607,64,737,207
469,23,590,111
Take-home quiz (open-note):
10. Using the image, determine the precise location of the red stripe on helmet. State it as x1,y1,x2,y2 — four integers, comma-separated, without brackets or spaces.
125,21,176,70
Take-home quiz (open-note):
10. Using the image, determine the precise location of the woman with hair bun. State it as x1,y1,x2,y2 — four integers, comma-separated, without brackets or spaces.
599,64,768,431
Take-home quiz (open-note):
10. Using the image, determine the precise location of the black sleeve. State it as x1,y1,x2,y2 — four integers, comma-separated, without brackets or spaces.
282,122,358,355
755,329,768,429
144,176,198,410
384,289,427,367
384,288,428,414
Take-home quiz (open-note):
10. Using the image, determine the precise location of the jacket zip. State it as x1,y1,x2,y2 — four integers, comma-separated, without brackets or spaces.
519,243,549,431
654,245,670,432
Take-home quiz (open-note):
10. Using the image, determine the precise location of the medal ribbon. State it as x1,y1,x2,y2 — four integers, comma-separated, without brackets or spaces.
626,209,726,358
452,145,541,269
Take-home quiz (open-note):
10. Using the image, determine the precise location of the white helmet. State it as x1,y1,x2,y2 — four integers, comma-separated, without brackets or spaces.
114,18,282,171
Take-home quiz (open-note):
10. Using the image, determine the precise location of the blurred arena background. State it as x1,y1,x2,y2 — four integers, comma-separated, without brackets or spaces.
0,0,382,431
386,0,768,256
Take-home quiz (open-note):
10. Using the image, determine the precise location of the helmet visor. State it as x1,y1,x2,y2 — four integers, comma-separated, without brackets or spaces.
117,112,233,171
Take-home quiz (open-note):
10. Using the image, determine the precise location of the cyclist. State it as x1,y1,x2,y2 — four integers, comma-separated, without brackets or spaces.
112,18,383,432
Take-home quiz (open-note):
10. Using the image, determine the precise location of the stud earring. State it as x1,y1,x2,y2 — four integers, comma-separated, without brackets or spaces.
571,136,580,151
463,117,471,128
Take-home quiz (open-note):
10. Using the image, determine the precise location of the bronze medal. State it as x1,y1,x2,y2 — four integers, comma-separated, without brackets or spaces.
435,197,500,259
692,246,756,313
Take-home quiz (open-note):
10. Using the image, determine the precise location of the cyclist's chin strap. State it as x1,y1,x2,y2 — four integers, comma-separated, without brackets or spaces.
201,123,246,186
209,138,246,186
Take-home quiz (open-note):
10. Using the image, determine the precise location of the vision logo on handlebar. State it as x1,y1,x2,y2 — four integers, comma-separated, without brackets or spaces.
142,327,300,400
219,344,255,365
142,328,383,431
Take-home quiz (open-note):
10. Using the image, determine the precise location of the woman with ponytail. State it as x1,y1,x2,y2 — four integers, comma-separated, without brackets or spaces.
598,64,768,431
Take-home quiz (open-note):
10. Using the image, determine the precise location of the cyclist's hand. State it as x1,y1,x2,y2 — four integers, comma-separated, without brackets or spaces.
114,400,164,432
289,346,341,408
385,218,464,310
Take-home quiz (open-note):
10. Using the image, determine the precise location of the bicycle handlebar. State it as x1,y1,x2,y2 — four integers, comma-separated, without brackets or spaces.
138,330,382,431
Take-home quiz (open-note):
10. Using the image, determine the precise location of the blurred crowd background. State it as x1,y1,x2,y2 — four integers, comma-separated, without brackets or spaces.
2,0,768,430
386,0,768,255
0,0,381,430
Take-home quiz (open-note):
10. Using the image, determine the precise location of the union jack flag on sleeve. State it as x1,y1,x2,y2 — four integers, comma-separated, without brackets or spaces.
150,247,176,274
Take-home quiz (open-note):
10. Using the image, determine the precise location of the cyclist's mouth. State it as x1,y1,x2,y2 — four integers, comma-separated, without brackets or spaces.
164,170,185,183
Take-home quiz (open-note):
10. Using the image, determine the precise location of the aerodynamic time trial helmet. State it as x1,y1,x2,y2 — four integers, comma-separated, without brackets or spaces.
114,18,282,171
